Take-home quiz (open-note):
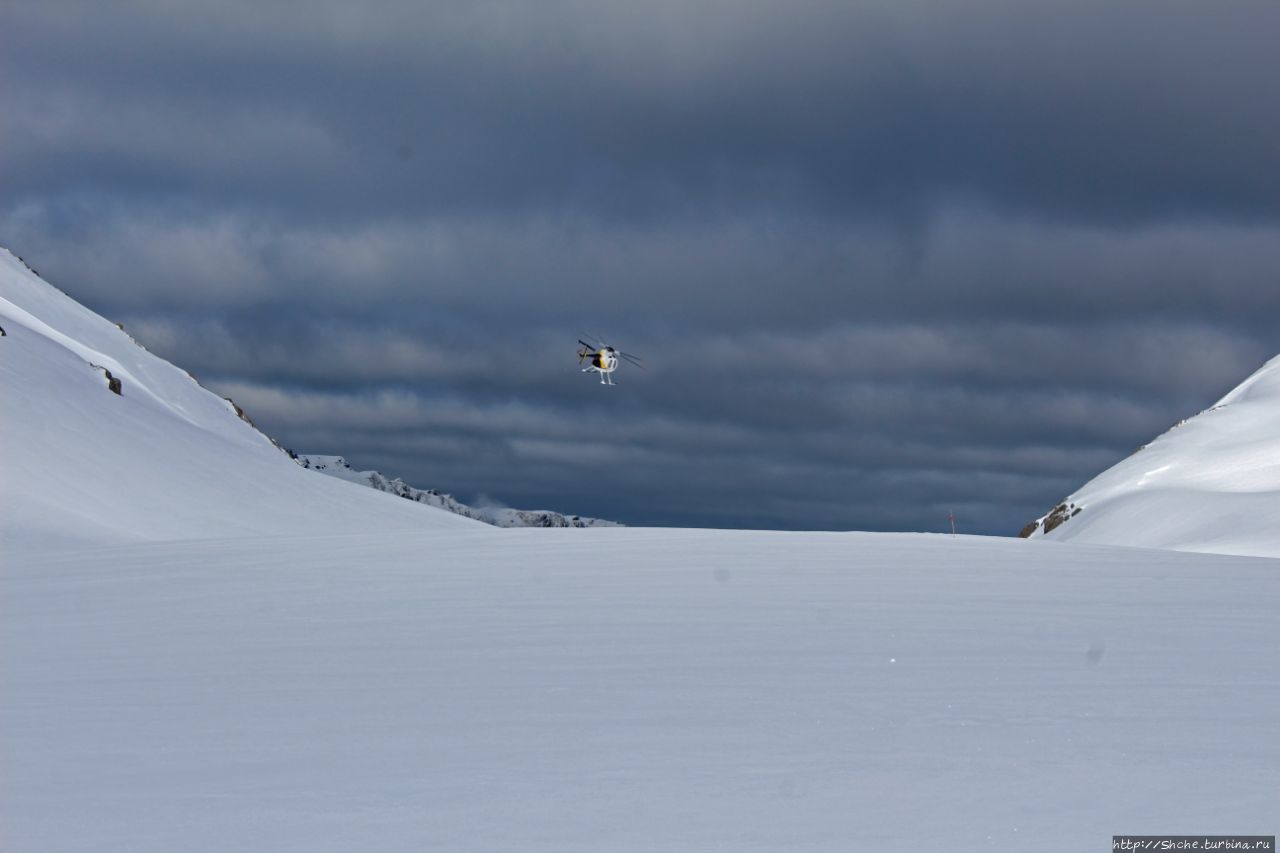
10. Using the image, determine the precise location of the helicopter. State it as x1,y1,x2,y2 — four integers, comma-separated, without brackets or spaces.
577,336,643,385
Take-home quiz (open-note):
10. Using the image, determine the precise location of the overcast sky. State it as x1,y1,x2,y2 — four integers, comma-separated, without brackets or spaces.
4,0,1278,532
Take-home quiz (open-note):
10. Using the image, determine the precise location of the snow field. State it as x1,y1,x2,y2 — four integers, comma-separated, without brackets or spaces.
4,529,1277,852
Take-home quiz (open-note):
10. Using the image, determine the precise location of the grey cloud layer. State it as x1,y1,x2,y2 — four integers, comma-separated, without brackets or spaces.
9,207,1279,328
6,1,1278,222
3,0,1277,532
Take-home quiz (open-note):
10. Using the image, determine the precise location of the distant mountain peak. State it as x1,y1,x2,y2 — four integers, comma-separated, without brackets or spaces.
296,455,623,529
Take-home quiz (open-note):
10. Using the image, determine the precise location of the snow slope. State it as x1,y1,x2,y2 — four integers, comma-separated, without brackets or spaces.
4,529,1278,852
1023,354,1280,557
297,453,623,528
0,248,479,551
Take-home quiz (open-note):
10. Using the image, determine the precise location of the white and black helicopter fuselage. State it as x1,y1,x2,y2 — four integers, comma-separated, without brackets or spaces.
578,338,641,385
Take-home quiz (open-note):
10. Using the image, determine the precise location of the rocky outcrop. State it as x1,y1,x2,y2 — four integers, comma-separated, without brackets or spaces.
89,363,123,395
223,397,296,457
1018,501,1081,538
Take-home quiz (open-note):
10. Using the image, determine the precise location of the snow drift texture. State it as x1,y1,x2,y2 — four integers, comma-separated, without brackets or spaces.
0,248,479,552
1024,354,1280,558
8,529,1279,853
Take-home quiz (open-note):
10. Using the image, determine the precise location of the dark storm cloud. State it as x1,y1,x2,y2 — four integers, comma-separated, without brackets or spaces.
210,376,1118,531
3,0,1278,532
5,1,1278,223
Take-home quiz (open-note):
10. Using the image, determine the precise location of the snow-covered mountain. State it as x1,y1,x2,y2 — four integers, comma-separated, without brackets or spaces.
5,245,1279,851
1021,354,1280,557
0,248,480,551
296,454,622,528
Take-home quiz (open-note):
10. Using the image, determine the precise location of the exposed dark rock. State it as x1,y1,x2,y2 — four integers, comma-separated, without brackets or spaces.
1020,501,1083,537
1041,502,1078,534
224,397,295,457
89,363,122,395
1041,504,1068,534
225,397,254,426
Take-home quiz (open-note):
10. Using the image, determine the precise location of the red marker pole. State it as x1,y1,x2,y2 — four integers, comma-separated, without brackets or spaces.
948,511,956,537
